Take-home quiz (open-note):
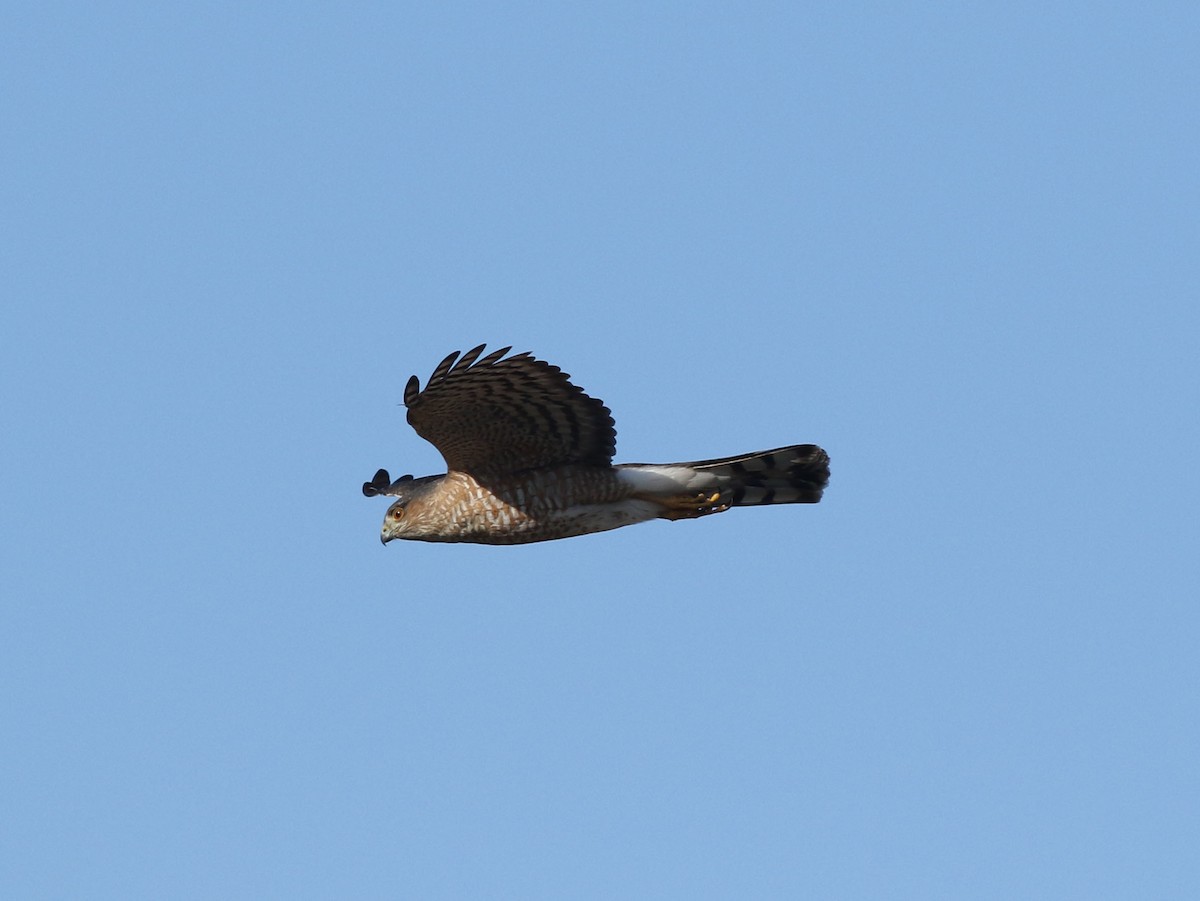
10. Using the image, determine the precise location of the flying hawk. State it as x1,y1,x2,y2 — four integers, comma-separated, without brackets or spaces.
364,345,829,544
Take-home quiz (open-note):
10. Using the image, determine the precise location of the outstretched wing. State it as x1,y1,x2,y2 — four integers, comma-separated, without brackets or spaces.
362,469,413,498
404,344,617,475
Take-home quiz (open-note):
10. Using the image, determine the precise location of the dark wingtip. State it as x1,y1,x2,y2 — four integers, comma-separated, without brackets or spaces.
362,468,392,497
403,375,421,407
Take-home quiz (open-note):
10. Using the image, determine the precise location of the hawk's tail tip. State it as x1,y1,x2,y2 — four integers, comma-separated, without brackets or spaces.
694,444,830,506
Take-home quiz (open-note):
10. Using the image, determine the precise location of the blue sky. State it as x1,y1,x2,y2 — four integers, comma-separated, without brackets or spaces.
3,3,1198,898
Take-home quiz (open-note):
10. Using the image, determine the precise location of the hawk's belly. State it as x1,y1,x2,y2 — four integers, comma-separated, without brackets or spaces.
428,470,661,544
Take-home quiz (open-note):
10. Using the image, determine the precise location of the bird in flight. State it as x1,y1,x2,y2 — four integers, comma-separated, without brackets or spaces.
364,345,830,545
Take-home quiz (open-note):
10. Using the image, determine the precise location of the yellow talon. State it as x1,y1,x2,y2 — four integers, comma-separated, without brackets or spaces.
651,488,730,520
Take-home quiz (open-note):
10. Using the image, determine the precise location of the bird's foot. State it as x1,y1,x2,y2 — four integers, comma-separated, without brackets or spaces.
656,490,731,520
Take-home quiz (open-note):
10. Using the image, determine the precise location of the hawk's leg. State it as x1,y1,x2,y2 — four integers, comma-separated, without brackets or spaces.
652,490,731,521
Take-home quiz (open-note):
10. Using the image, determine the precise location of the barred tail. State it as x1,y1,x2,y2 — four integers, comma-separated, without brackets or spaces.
687,444,830,506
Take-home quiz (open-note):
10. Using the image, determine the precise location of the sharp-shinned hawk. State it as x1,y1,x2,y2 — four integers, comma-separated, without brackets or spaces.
363,345,830,545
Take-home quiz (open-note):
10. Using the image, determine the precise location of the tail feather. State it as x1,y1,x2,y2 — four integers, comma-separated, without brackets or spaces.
687,444,830,506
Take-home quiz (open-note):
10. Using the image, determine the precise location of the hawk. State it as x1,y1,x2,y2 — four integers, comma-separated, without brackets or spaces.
364,345,830,545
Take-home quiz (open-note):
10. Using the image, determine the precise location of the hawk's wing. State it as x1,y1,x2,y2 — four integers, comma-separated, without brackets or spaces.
404,345,617,476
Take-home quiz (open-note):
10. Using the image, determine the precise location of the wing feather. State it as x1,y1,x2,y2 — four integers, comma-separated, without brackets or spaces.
404,345,617,475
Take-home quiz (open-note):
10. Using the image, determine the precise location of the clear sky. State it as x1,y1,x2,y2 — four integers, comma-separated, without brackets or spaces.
3,3,1198,899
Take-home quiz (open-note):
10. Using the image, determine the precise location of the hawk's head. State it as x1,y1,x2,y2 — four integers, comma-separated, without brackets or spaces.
363,469,441,544
380,497,411,544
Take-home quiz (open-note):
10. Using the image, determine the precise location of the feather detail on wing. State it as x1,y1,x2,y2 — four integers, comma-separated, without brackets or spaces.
403,344,617,476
